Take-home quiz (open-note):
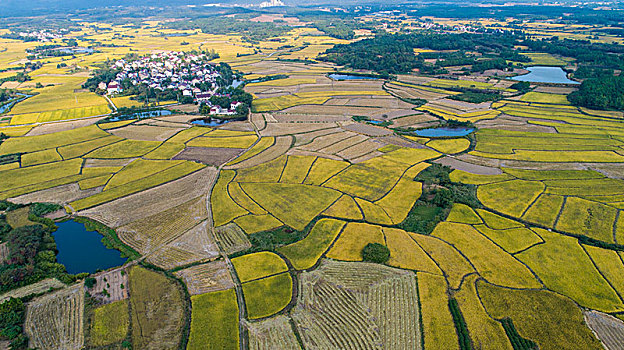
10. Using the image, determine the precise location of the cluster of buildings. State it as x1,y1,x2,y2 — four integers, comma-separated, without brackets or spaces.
100,51,242,115
15,29,66,42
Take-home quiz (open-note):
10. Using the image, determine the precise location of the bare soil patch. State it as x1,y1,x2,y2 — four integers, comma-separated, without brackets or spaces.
584,310,624,350
88,268,129,304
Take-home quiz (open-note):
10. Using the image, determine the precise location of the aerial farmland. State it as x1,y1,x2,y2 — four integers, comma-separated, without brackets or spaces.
1,1,624,349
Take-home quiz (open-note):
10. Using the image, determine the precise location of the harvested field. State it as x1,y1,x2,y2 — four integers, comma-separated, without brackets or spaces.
391,114,438,128
280,104,409,119
433,157,503,175
337,139,383,161
129,267,186,350
246,315,300,350
299,131,357,152
147,221,220,270
251,114,266,130
292,260,421,350
342,122,393,136
25,118,103,136
273,113,350,123
118,196,207,255
87,268,129,305
225,135,292,169
84,158,136,168
77,167,216,228
109,125,185,141
174,260,234,295
173,146,244,166
0,278,65,303
260,122,337,137
24,284,85,350
319,134,368,155
214,223,252,255
584,310,624,350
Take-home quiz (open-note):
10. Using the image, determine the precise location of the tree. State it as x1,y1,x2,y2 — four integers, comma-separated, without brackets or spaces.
362,243,390,264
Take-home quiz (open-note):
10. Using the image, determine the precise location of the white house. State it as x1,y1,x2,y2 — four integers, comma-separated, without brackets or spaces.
107,82,121,94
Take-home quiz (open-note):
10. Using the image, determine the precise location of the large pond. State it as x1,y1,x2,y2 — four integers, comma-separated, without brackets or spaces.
415,127,475,138
328,74,380,81
512,66,579,84
105,109,172,122
53,220,127,274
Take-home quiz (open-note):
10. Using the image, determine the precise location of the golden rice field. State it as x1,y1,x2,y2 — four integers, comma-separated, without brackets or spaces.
3,16,624,350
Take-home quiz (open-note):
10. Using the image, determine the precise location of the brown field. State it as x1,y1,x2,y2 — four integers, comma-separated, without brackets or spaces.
87,268,129,304
584,310,624,350
24,284,85,350
250,114,267,131
319,134,369,155
292,127,343,147
246,315,301,350
0,278,65,303
25,118,104,136
342,123,394,136
391,114,438,128
337,139,383,161
225,135,292,169
273,113,351,123
174,260,234,295
213,223,252,255
173,147,244,166
78,167,216,228
147,221,220,270
260,122,337,137
10,183,102,205
110,125,185,141
299,131,357,152
83,158,136,168
118,196,207,255
129,267,186,350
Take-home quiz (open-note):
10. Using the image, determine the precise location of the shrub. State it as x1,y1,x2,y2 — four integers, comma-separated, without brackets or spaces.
362,243,390,264
85,277,97,289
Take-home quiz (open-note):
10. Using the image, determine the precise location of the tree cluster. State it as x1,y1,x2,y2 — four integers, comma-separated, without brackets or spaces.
568,76,624,111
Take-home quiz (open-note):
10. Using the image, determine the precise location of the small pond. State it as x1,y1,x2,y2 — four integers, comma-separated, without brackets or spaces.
58,47,94,55
328,74,380,81
415,127,475,138
105,109,172,122
191,117,236,127
511,66,579,84
53,220,127,274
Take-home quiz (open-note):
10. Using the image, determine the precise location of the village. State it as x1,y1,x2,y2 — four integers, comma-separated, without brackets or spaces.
101,51,242,115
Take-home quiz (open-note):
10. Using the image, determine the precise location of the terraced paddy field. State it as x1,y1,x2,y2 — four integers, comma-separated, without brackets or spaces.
3,15,624,350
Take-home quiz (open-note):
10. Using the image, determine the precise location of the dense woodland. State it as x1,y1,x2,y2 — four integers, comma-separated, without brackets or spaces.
0,202,80,294
320,32,525,74
166,17,292,43
568,76,624,111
